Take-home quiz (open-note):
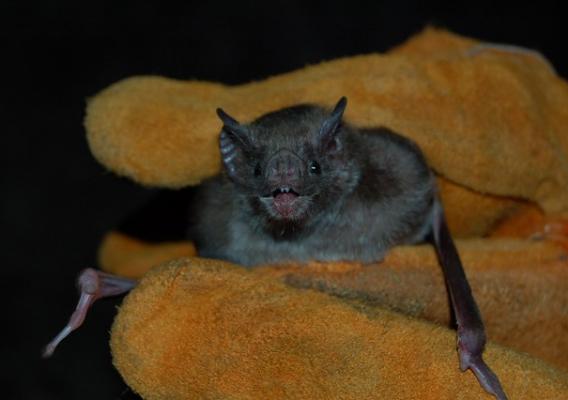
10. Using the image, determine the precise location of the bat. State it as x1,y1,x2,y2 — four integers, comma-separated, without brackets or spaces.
44,97,507,399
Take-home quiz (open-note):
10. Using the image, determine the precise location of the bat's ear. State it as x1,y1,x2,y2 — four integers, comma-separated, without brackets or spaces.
319,96,347,153
216,108,253,180
216,108,252,148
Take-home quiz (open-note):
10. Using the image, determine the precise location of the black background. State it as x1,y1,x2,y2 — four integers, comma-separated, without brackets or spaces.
3,1,567,399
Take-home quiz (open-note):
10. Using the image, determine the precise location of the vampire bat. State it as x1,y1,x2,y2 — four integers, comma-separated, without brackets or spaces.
44,97,507,399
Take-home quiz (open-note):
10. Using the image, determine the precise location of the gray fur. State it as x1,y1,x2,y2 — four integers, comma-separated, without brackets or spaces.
190,101,435,267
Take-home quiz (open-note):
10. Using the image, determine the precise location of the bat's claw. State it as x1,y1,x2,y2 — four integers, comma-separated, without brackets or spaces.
458,331,508,400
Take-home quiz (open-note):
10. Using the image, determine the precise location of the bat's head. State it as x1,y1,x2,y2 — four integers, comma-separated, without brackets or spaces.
216,97,359,237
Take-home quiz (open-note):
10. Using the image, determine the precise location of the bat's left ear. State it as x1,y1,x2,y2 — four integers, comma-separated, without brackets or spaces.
319,96,347,153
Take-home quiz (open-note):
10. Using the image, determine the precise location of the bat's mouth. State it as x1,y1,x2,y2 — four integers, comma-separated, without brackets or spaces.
267,187,300,218
272,187,300,197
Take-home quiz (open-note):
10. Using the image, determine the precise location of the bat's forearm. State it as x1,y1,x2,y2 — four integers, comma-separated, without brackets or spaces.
431,200,507,400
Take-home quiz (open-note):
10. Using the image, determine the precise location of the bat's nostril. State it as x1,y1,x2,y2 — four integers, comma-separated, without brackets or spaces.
266,150,304,183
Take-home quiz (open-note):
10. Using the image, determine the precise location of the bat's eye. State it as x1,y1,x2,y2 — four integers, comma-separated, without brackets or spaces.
309,161,321,175
254,163,262,177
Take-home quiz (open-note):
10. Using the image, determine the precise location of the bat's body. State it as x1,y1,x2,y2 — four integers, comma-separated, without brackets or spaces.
45,98,507,399
192,108,434,267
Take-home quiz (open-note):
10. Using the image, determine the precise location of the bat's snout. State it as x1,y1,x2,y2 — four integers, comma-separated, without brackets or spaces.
265,149,305,189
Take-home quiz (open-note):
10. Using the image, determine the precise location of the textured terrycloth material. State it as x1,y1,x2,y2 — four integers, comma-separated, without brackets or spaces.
98,232,197,279
85,28,568,218
103,234,568,372
111,258,568,400
259,240,568,372
82,27,568,399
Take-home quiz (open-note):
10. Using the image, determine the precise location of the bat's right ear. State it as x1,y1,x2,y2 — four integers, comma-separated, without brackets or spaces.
216,108,251,148
217,108,252,181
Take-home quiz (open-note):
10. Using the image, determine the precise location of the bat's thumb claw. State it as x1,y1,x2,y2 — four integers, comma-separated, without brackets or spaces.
460,352,509,400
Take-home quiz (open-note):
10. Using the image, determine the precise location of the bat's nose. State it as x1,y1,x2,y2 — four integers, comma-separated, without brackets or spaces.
266,149,304,186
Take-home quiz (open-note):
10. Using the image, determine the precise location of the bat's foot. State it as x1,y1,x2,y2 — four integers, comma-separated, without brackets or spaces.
458,329,508,400
43,268,137,358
